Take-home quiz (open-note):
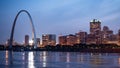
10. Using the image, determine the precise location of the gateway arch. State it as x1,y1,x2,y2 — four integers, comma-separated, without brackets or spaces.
9,10,37,49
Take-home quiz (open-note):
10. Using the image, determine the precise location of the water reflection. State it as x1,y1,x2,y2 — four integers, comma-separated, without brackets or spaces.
66,52,70,63
66,52,70,68
42,51,47,67
118,57,120,66
1,51,120,68
28,52,35,68
78,53,84,63
5,50,8,65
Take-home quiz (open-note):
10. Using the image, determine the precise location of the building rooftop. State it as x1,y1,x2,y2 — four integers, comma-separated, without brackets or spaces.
90,19,101,23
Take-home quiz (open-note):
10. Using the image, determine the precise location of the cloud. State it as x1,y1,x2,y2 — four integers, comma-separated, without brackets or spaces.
100,12,120,22
0,0,120,43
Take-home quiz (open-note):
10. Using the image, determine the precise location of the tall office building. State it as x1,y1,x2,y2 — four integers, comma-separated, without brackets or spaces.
102,26,117,44
87,34,96,44
66,34,77,45
42,34,56,47
75,31,87,44
59,35,67,45
90,19,101,35
36,38,40,47
102,26,110,44
90,19,102,44
118,29,120,45
25,35,29,46
103,26,109,32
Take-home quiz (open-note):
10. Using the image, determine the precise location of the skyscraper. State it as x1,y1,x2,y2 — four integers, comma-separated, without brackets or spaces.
90,19,101,35
42,34,56,47
75,31,87,44
25,35,29,46
118,29,120,45
90,19,102,44
36,38,40,47
102,26,118,44
66,34,77,45
103,26,109,32
102,26,110,44
86,34,96,44
59,35,67,45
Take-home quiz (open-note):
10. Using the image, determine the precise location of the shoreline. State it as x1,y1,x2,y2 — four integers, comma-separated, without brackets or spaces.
1,48,120,53
0,44,120,53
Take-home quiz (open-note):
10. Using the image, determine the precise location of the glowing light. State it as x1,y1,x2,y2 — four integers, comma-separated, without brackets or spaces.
66,52,70,63
28,52,35,68
29,40,33,45
43,51,47,67
5,51,8,65
22,53,25,60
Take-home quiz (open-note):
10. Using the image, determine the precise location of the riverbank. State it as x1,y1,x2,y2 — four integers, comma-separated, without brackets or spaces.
0,44,120,53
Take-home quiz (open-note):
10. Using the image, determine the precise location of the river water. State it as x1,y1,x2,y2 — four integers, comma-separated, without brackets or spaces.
0,51,120,68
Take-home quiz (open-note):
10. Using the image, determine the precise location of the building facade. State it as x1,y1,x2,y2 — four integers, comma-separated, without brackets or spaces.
118,29,120,45
25,35,29,46
89,19,102,44
66,34,77,45
42,34,56,47
101,26,118,44
36,38,40,47
75,31,87,44
102,26,110,44
90,19,101,35
59,36,67,45
87,34,96,44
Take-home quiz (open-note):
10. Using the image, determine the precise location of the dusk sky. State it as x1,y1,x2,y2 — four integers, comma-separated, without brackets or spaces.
0,0,120,44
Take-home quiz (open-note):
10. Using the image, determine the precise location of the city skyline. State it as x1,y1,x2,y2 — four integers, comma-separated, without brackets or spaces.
0,0,120,44
6,19,120,46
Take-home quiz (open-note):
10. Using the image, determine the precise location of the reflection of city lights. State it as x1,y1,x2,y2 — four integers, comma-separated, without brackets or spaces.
66,52,70,63
5,51,8,65
43,51,47,67
79,55,84,63
66,52,70,68
6,50,8,59
22,53,25,60
118,58,120,65
28,52,35,68
22,52,25,65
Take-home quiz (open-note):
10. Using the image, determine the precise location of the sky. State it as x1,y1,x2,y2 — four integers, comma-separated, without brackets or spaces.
0,0,120,44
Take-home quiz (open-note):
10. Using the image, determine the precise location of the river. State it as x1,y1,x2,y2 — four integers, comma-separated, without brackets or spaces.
0,51,120,68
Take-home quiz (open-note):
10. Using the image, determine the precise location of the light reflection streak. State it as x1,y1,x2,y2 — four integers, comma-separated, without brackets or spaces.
22,52,25,65
28,52,35,68
118,57,120,65
42,51,47,67
79,54,84,63
66,52,70,63
5,50,8,65
66,52,70,68
22,52,25,60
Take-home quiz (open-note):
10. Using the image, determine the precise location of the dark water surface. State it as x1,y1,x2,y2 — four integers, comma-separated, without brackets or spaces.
0,51,120,68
